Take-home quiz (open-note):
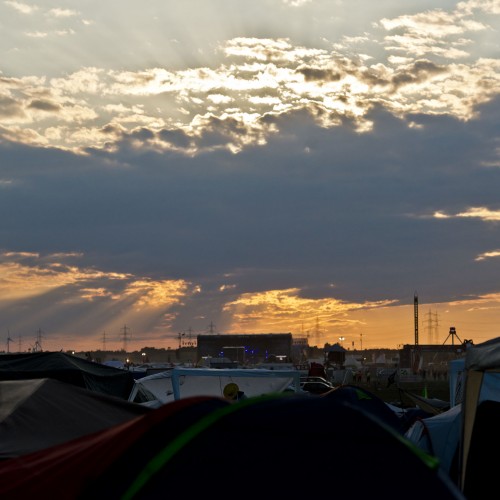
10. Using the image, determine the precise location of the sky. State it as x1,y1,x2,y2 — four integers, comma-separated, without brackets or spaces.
1,0,500,354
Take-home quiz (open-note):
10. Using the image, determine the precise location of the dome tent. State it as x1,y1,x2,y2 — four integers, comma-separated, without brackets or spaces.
0,378,151,459
0,351,135,400
0,393,464,499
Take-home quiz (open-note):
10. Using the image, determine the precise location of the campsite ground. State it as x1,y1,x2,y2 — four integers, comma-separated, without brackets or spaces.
358,379,450,407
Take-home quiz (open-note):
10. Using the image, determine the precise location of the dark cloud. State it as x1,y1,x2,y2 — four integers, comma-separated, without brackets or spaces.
0,96,24,118
0,0,498,350
158,128,192,148
3,97,499,266
391,59,447,88
1,91,500,347
296,67,343,82
27,99,61,112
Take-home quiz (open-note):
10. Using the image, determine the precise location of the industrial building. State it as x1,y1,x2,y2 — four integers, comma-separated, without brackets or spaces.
196,333,294,365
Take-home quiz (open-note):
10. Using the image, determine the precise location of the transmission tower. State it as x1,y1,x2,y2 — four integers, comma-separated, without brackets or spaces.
185,327,195,346
426,310,440,343
121,325,130,352
414,292,419,345
34,328,43,352
6,330,12,353
434,312,439,343
314,317,321,346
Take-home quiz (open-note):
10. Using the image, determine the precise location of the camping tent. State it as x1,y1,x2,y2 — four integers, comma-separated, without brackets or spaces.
449,358,465,407
0,378,152,459
405,403,462,482
0,393,465,498
321,383,410,433
458,337,500,497
0,351,135,399
128,366,301,406
400,390,450,415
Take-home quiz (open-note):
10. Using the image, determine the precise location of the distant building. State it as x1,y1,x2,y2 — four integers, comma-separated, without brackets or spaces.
326,343,346,366
399,342,469,374
197,333,293,365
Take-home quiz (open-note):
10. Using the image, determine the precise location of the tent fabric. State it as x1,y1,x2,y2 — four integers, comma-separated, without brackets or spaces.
0,393,465,499
464,337,500,371
0,351,135,399
462,400,500,500
449,358,465,407
321,383,409,433
323,384,433,434
459,337,500,491
95,394,463,499
405,403,461,481
0,396,229,499
0,378,152,459
402,391,450,415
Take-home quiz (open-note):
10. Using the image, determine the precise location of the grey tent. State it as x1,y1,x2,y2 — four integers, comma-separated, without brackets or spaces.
0,351,135,399
0,378,151,459
459,337,500,498
405,403,461,482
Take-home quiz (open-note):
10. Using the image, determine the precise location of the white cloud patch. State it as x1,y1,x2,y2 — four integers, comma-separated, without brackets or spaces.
0,2,499,157
432,207,500,221
475,250,500,261
0,33,497,154
378,9,487,39
47,8,79,18
25,31,48,38
456,207,500,221
282,0,312,6
5,0,37,14
457,0,500,16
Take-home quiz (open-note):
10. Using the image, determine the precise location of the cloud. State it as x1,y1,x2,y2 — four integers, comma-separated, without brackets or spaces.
378,8,487,40
27,99,61,112
1,26,498,155
47,8,79,19
282,0,312,6
475,250,500,261
457,0,500,16
433,207,500,222
25,31,48,38
0,251,194,341
1,1,500,350
222,288,396,336
5,1,37,15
